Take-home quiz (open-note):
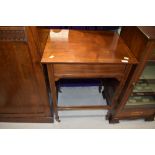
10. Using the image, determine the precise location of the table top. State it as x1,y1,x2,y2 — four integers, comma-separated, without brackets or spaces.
41,29,138,64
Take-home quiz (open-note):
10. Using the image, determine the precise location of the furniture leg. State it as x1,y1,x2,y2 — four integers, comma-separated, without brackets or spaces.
111,65,132,108
99,79,104,93
109,116,120,124
102,90,106,99
145,115,155,122
99,85,102,93
47,64,60,122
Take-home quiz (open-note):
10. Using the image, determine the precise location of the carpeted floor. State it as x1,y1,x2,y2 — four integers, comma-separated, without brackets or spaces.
0,86,155,129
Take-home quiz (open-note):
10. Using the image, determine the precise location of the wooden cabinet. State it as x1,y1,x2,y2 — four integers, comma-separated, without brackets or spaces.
0,26,53,122
107,26,155,123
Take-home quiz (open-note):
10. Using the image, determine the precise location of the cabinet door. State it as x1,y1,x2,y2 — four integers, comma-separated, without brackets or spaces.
125,61,155,109
0,27,50,114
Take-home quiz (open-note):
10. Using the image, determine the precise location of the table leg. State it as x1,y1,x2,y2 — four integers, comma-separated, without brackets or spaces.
111,64,132,108
47,64,60,122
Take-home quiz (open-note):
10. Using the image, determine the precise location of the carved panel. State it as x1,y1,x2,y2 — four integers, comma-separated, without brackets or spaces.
0,27,27,42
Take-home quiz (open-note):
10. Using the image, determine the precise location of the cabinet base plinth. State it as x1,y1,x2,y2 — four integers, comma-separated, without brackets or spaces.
0,116,53,123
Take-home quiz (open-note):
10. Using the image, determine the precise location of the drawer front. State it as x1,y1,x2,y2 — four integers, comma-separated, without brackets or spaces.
53,64,126,78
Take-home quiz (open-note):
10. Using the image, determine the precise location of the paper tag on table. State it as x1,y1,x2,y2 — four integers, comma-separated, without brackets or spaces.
50,30,69,41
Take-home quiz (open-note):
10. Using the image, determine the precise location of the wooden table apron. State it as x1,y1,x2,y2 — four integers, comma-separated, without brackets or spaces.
46,62,132,122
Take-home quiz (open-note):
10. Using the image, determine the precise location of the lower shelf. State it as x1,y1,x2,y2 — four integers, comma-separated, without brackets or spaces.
126,95,155,108
132,79,155,95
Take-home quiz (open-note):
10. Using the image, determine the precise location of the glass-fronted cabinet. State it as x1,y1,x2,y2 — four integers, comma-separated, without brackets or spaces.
126,61,155,109
107,26,155,123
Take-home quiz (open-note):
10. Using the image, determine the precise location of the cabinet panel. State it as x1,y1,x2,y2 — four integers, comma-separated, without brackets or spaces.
149,49,155,61
0,42,44,113
0,27,52,122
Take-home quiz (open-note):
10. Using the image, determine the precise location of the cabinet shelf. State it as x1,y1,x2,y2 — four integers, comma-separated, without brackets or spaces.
132,79,155,96
126,95,155,108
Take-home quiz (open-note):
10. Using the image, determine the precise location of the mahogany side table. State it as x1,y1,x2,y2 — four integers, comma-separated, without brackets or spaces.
41,29,138,122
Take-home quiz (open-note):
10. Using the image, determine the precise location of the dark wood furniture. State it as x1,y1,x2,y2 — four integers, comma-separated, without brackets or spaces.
41,29,138,122
0,26,53,122
107,26,155,123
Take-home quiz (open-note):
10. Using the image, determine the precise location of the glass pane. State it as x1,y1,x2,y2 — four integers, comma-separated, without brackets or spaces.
140,62,155,80
126,61,155,108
